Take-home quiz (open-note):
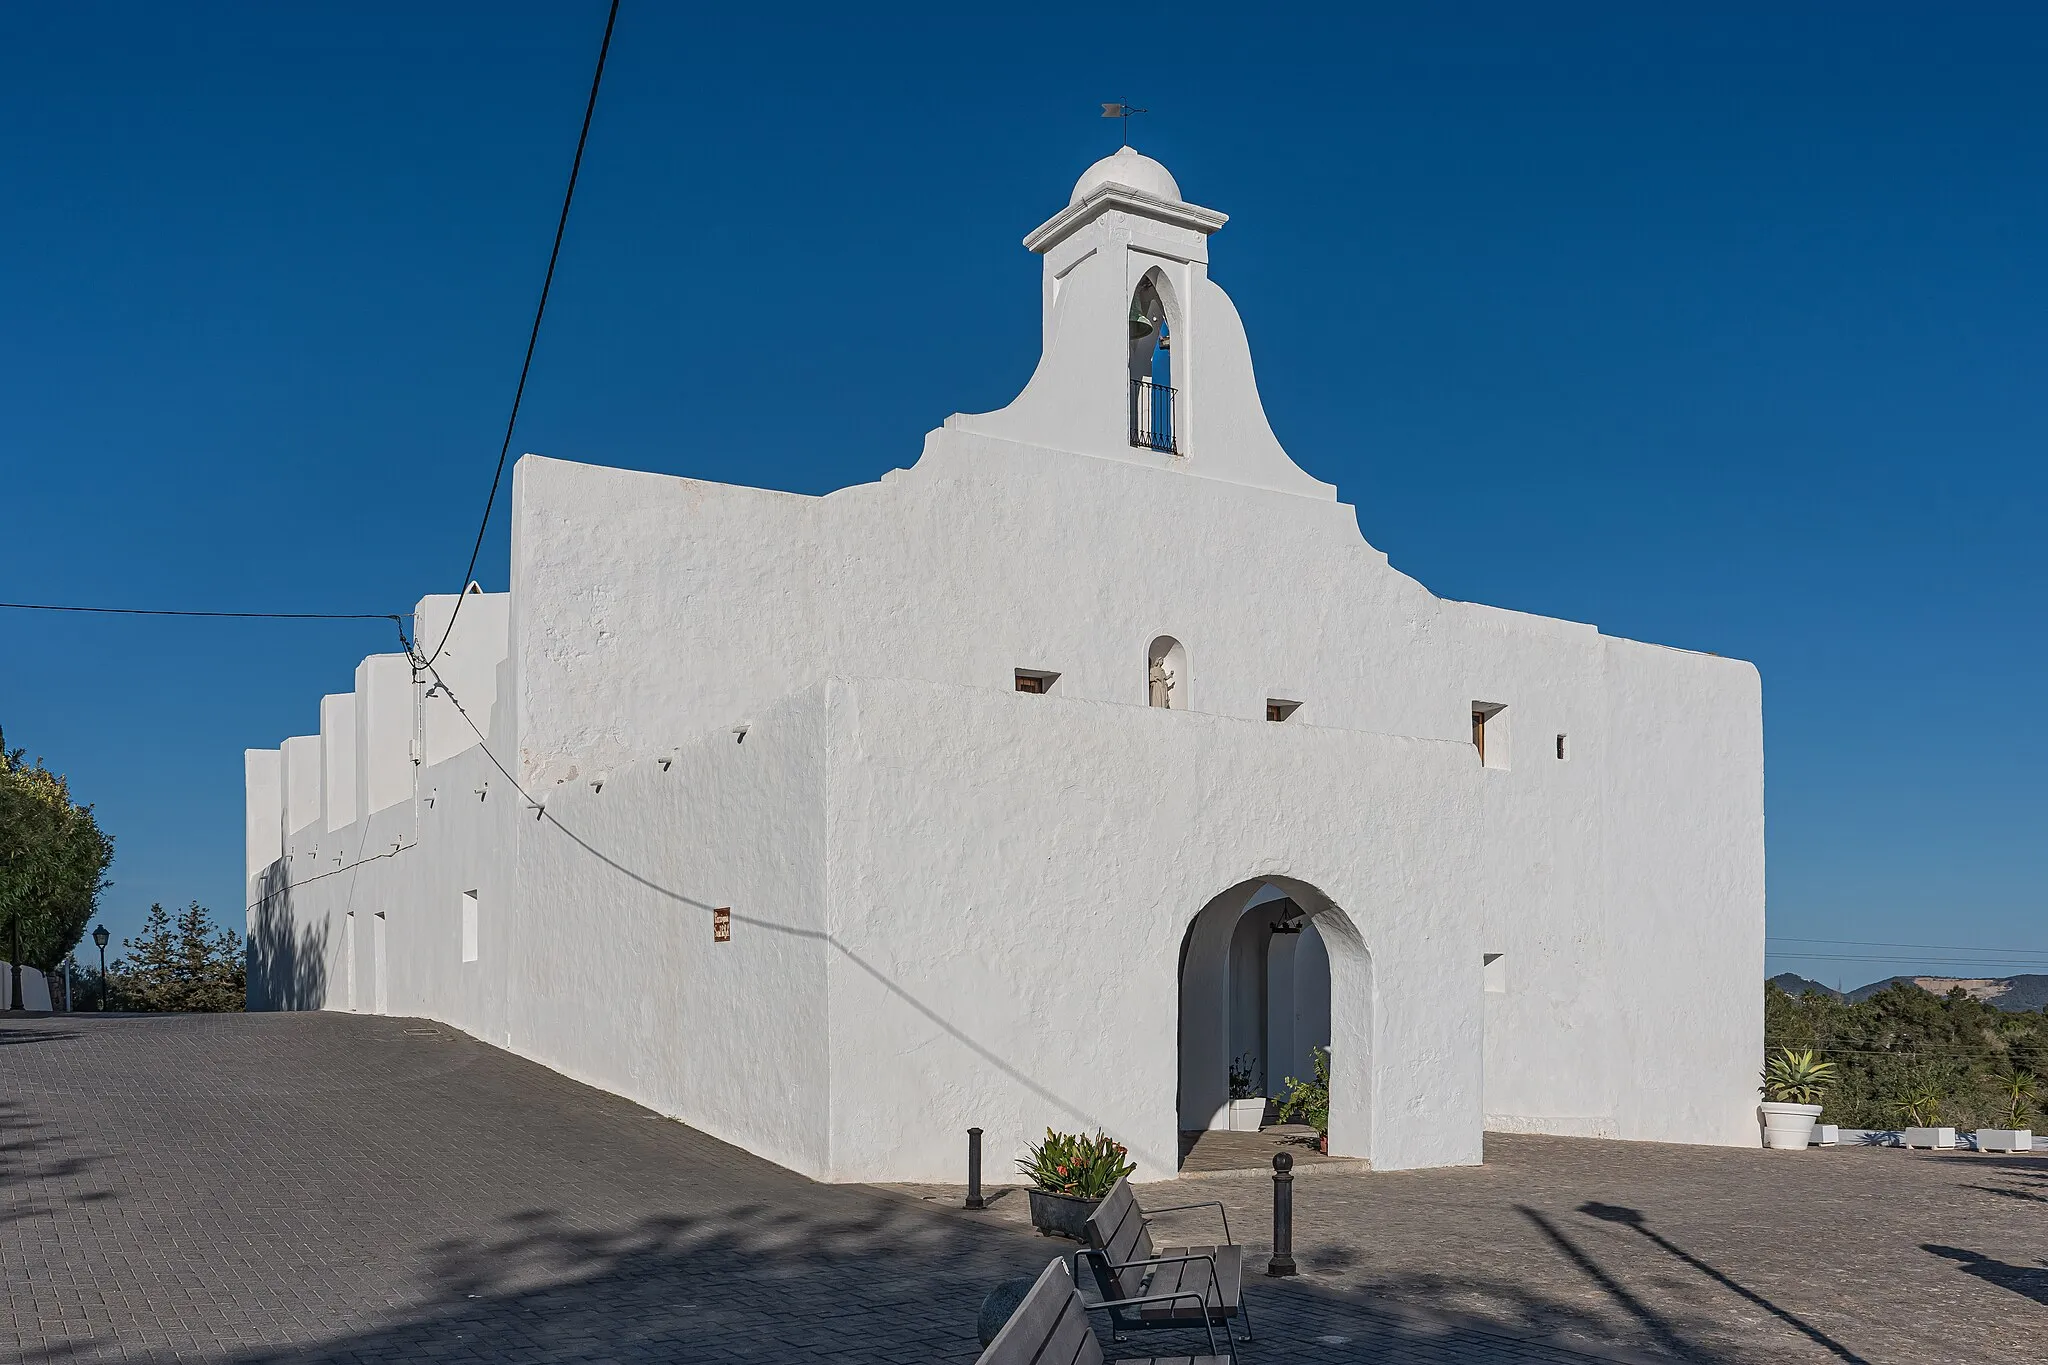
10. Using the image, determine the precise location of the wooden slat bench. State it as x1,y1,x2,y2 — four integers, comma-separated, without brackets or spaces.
1078,1177,1252,1353
975,1255,1229,1365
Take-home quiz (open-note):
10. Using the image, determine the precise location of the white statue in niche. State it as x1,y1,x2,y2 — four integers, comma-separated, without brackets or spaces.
1149,657,1175,708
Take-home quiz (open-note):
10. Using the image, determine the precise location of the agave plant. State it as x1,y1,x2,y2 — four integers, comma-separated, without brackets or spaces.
1760,1047,1837,1105
1015,1129,1135,1200
1991,1068,2038,1130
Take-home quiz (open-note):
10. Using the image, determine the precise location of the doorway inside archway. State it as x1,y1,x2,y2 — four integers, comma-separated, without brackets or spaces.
1177,880,1340,1166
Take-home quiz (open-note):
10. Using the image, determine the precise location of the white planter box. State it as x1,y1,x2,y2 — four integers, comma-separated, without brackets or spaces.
1976,1128,2033,1153
1903,1126,1956,1150
1759,1102,1822,1150
1809,1124,1839,1147
1227,1098,1267,1132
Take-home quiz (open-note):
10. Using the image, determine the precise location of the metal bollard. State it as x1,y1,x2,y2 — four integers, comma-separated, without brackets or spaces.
966,1127,986,1209
1266,1151,1297,1276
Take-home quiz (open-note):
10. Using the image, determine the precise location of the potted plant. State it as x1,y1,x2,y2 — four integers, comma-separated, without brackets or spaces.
1015,1129,1136,1240
1759,1047,1836,1150
1976,1069,2036,1153
1278,1045,1331,1154
1228,1053,1266,1132
1897,1084,1956,1149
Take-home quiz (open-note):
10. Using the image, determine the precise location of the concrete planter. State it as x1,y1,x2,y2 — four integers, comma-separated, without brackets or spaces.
1976,1128,2032,1153
1228,1098,1267,1132
1026,1188,1101,1240
1810,1123,1840,1147
1760,1102,1822,1150
1903,1126,1957,1150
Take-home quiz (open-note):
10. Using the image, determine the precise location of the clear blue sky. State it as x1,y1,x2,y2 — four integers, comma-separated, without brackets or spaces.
3,3,2043,990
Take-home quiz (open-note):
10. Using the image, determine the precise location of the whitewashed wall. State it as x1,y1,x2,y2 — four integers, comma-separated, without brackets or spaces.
245,146,1764,1182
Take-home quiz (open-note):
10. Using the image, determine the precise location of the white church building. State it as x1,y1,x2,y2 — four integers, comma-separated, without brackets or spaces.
245,147,1765,1183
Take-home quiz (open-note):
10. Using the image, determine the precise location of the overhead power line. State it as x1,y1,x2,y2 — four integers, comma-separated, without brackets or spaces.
2,601,410,652
419,0,621,671
1769,936,2048,958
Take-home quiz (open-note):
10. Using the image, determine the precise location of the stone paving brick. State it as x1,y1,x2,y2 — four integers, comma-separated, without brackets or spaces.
891,1128,2048,1363
11,1012,2032,1363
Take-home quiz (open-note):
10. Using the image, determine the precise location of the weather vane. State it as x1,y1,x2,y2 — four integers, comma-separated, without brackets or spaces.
1101,101,1148,145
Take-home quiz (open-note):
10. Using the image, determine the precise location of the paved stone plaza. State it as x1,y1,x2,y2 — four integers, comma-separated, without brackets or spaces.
3,1013,2042,1363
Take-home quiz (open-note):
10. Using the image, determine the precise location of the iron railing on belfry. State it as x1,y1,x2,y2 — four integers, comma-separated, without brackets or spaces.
1130,377,1177,454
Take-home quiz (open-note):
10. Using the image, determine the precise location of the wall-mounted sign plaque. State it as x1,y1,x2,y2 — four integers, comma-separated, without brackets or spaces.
713,907,731,942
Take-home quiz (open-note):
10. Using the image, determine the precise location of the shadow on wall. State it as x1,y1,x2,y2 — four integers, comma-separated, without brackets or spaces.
246,861,330,1011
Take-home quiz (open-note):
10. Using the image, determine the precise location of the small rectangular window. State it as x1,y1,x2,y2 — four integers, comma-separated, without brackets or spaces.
1484,952,1506,993
1014,669,1058,694
461,890,479,963
1556,733,1567,761
1266,699,1300,722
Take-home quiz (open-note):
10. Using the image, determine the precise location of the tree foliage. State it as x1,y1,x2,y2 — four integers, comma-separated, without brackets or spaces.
1766,981,2048,1130
108,901,245,1012
0,725,114,972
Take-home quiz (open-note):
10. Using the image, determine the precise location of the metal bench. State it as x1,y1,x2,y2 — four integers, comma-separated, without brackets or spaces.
975,1255,1229,1365
1077,1176,1252,1353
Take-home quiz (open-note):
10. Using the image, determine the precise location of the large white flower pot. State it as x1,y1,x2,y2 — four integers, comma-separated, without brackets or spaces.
1228,1098,1267,1132
1903,1126,1956,1150
1976,1128,2033,1153
1760,1102,1823,1150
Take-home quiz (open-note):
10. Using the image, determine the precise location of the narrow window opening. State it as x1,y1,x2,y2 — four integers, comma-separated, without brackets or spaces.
460,890,479,963
1556,733,1567,761
1483,952,1506,994
1471,702,1509,769
1266,699,1300,722
1015,669,1058,694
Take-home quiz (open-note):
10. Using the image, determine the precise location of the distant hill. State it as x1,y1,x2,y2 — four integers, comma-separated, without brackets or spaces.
1769,972,2048,1012
1768,972,1841,1001
1842,974,2048,1012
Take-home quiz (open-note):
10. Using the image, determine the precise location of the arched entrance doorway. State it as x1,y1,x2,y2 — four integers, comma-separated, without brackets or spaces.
1177,878,1370,1164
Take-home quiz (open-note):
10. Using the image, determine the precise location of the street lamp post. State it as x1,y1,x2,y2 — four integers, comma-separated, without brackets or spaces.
92,925,110,1011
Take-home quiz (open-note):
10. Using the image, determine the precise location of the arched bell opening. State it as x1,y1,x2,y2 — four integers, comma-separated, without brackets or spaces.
1128,269,1178,453
1176,877,1367,1166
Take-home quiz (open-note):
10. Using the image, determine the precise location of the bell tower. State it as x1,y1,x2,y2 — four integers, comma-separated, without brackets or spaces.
946,146,1334,502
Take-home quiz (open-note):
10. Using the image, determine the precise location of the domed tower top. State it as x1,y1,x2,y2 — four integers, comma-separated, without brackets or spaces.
1070,146,1182,205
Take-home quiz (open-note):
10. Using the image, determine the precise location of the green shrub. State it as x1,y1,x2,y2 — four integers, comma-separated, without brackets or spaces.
1277,1045,1331,1136
1896,1082,1944,1128
1990,1069,2037,1130
1015,1129,1135,1200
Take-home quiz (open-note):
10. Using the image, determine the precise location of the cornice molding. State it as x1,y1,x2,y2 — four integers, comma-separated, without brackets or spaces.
1022,185,1229,256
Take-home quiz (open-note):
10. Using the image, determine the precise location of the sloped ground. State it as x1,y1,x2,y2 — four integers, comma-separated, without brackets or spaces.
6,1012,2036,1363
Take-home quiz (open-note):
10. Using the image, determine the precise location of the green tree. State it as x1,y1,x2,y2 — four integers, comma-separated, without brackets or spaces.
108,901,244,1012
0,726,114,1004
1766,980,2048,1130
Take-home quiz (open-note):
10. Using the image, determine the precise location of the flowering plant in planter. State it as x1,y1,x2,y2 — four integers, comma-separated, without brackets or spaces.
1229,1053,1260,1101
1015,1129,1135,1200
